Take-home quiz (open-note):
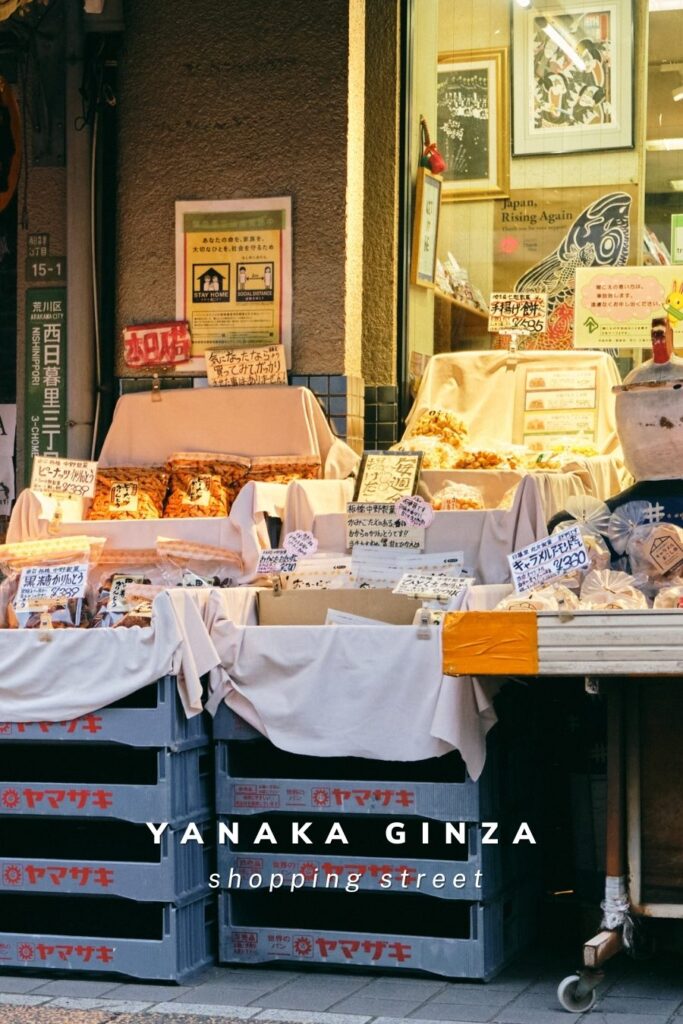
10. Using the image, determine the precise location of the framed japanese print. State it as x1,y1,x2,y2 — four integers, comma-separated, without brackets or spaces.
436,47,510,202
410,167,442,287
512,0,634,156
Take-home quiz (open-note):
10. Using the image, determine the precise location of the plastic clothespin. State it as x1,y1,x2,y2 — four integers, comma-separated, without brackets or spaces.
416,608,432,639
151,374,162,402
38,611,54,640
273,576,282,596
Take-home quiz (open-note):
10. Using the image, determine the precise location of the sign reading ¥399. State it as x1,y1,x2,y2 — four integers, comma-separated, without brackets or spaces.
24,287,67,484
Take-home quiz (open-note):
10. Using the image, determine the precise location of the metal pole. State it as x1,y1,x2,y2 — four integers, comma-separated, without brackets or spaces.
65,0,95,458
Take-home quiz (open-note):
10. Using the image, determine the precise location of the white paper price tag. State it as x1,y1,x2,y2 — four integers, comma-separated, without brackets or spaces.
15,562,89,612
256,549,298,575
395,494,434,528
508,525,588,594
283,530,318,557
31,456,98,498
392,573,473,600
346,502,425,551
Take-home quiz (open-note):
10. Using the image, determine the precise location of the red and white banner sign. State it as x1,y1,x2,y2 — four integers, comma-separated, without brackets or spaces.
122,321,192,368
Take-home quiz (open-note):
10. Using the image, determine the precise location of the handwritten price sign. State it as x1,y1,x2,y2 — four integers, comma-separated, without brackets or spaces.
256,549,298,575
15,563,89,611
488,292,548,335
31,456,98,498
395,495,434,528
283,531,318,557
205,344,287,387
508,525,588,593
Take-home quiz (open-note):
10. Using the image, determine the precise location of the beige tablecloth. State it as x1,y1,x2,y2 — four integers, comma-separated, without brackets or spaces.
309,473,546,584
99,385,359,478
0,590,220,723
204,589,497,780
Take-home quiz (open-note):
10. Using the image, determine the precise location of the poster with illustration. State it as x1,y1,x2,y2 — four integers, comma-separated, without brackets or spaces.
493,185,637,348
575,267,683,348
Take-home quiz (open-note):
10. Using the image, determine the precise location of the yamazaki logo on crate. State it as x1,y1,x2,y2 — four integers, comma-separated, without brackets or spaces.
229,931,415,964
231,784,417,811
1,863,115,889
0,787,114,812
0,715,103,737
11,942,115,965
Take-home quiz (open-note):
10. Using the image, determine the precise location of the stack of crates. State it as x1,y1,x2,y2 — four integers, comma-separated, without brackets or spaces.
0,676,215,982
212,686,540,981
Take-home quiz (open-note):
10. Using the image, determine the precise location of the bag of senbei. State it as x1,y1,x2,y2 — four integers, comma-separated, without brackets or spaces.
0,535,106,629
156,537,243,588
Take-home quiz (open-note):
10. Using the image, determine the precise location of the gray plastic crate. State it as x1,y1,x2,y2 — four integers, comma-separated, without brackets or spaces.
218,881,539,981
214,741,494,822
213,703,260,741
216,823,535,902
0,893,214,982
0,745,211,825
0,677,209,750
0,819,212,903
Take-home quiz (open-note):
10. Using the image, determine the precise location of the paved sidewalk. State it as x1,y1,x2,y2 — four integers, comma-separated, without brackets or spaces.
0,948,682,1024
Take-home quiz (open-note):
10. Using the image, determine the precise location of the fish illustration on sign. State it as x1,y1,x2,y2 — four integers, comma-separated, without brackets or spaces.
513,191,632,348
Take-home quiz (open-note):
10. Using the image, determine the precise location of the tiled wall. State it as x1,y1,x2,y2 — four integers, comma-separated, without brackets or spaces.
363,385,399,450
290,374,365,455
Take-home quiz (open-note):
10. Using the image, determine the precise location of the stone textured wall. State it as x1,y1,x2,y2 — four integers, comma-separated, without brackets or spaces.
116,0,361,376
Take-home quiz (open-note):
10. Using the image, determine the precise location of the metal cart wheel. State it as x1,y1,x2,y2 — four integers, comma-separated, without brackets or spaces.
557,973,598,1013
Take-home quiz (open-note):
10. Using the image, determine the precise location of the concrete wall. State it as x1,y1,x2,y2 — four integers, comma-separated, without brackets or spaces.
116,0,368,377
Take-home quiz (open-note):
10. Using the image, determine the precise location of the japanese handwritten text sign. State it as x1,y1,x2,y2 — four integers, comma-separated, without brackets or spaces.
256,549,298,575
488,292,548,335
508,525,588,593
346,503,425,551
393,573,472,600
283,531,318,557
15,563,88,612
205,344,287,387
31,456,98,498
395,494,434,528
354,452,422,504
122,321,191,368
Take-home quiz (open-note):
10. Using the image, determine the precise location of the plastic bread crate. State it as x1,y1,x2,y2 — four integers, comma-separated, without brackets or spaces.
218,881,539,981
216,814,538,902
214,738,498,822
0,744,212,825
0,677,209,751
0,892,215,982
212,703,261,742
0,818,213,903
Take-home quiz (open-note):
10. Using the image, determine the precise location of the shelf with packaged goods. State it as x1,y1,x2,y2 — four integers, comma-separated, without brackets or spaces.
434,288,490,352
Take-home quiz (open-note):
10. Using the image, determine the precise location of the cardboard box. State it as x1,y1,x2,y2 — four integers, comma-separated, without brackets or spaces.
257,588,423,625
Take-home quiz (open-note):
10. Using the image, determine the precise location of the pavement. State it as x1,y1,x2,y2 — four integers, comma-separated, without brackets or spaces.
0,947,682,1024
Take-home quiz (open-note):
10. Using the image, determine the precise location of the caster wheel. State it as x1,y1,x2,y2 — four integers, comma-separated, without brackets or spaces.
557,974,597,1013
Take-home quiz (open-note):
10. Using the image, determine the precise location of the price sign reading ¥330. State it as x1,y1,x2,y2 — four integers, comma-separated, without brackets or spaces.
508,525,588,593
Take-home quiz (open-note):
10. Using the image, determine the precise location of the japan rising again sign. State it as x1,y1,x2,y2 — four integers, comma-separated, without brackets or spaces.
24,288,67,483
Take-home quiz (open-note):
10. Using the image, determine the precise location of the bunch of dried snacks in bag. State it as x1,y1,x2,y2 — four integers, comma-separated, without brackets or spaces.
390,436,460,470
246,454,321,486
87,466,170,520
89,549,164,628
0,536,106,628
407,408,469,448
163,452,250,518
580,569,649,610
431,481,485,511
156,537,243,587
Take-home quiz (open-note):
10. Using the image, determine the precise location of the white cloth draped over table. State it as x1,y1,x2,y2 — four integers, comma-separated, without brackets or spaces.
309,473,547,585
0,590,222,723
203,588,499,780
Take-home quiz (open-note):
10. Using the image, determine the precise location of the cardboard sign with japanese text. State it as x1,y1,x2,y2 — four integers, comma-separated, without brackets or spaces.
574,266,683,348
488,292,548,335
346,503,425,551
353,452,422,504
31,456,98,499
122,321,191,368
256,549,298,575
393,573,473,600
205,344,287,387
508,525,588,593
15,563,89,612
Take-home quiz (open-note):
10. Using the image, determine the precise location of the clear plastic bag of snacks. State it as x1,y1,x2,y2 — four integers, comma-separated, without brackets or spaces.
246,454,321,486
87,466,170,520
89,549,165,628
391,436,460,470
580,569,649,610
407,408,469,448
164,452,250,518
431,481,485,511
496,583,580,612
653,583,683,609
627,523,683,581
156,537,243,588
0,535,106,629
